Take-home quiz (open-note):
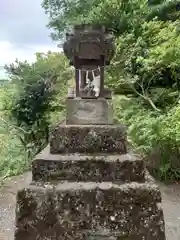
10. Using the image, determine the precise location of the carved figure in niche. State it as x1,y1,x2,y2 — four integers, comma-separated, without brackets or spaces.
80,67,101,97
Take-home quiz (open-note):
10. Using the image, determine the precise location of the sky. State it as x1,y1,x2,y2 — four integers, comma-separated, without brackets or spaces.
0,0,59,78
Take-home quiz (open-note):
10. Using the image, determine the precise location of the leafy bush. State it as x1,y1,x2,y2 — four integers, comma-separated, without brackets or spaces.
41,0,180,181
114,96,180,181
0,118,29,178
108,19,180,111
0,84,29,178
5,52,72,154
0,52,73,178
42,0,180,39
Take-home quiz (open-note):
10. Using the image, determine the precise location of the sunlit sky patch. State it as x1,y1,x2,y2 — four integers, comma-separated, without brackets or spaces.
0,0,59,78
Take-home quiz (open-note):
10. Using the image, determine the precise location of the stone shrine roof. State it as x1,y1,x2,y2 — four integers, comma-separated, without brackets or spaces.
63,24,115,65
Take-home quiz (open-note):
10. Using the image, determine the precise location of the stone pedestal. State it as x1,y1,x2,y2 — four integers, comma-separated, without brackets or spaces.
14,97,166,240
15,181,165,240
66,98,113,125
50,124,127,154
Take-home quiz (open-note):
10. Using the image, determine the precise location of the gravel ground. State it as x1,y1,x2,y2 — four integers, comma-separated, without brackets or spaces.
0,172,180,240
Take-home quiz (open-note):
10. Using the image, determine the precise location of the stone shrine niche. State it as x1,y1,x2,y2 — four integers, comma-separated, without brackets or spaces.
63,24,115,99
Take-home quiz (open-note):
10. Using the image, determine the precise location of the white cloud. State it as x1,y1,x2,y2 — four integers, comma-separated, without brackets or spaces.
0,40,59,65
0,41,60,79
0,0,53,46
0,0,62,79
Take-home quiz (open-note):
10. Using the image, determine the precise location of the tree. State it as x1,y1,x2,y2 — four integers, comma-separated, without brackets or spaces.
42,0,180,39
42,0,148,39
108,19,180,109
42,0,180,111
147,0,180,21
5,52,73,155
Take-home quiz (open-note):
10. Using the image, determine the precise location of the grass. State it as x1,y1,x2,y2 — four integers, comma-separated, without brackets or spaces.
0,83,65,179
0,84,29,179
0,116,29,178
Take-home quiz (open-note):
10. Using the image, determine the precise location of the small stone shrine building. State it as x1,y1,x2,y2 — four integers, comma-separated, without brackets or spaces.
14,25,166,240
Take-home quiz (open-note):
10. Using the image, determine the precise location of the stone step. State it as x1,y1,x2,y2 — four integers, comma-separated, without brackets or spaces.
50,124,127,154
15,181,166,240
32,146,145,182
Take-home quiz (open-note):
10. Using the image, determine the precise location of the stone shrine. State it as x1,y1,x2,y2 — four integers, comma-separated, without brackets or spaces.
14,24,166,240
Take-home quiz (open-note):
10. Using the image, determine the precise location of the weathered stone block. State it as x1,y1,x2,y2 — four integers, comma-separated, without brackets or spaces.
15,182,166,240
50,124,127,154
66,98,113,125
32,147,145,182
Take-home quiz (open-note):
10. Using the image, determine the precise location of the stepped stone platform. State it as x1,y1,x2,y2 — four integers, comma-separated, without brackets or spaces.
15,181,165,240
50,124,127,154
14,24,166,240
32,147,145,182
15,127,166,239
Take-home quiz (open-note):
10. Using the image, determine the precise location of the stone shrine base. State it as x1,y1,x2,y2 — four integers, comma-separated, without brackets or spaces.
14,123,166,240
15,179,165,240
15,146,165,240
66,98,113,125
49,124,127,154
32,147,145,182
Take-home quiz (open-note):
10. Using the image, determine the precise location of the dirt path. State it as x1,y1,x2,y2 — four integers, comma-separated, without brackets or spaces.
0,172,180,240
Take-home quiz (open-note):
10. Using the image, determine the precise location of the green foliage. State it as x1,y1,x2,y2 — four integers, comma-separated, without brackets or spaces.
42,0,180,38
0,52,72,178
0,83,19,112
114,96,180,181
147,0,180,21
5,52,72,155
1,0,180,182
42,0,180,111
42,0,148,39
41,0,180,181
115,20,179,73
108,19,180,112
0,84,29,178
0,118,29,178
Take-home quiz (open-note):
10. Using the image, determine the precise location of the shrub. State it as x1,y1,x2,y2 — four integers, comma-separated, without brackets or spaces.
0,52,72,178
114,96,180,181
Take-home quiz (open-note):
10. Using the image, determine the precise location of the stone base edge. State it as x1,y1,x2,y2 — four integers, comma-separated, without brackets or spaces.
14,181,166,240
